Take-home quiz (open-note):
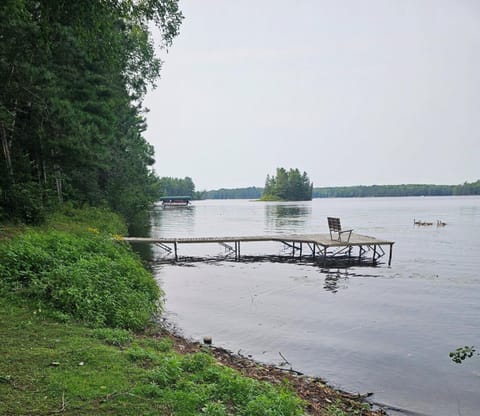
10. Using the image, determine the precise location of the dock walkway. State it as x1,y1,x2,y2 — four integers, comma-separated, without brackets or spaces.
122,233,394,266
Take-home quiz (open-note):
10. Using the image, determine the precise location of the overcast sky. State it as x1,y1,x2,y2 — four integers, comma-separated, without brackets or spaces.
144,0,480,191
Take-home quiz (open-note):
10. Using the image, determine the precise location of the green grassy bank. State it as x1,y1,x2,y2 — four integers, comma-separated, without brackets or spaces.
0,207,305,415
0,298,305,415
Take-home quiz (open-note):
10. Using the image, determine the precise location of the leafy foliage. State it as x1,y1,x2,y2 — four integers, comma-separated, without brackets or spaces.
262,168,313,201
0,0,183,224
0,229,160,330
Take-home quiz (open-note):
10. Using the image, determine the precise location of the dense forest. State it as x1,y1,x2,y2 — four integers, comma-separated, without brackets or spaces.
0,0,182,224
261,168,313,201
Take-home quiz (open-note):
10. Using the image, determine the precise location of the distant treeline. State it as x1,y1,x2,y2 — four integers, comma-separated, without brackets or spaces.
312,181,480,198
203,187,263,200
203,181,480,199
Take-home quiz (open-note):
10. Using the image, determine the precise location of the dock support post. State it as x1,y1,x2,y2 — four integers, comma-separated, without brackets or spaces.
174,242,178,261
373,245,377,265
299,242,302,259
388,244,393,266
233,241,241,261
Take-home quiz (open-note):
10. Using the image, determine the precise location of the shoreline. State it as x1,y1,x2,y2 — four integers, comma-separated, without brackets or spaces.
152,323,388,416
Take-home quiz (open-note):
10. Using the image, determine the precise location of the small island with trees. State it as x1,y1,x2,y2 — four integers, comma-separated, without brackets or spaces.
261,168,313,201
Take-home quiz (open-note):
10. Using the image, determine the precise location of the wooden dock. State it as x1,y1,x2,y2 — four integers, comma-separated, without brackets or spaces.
122,233,394,266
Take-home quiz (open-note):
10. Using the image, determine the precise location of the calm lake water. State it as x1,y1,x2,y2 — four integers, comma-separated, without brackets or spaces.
134,197,480,416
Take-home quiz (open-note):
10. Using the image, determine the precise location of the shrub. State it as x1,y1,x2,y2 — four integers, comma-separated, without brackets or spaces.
0,229,160,330
1,182,49,225
46,204,127,236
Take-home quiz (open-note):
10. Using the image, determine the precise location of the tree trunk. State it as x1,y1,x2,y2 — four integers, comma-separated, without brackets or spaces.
54,163,63,203
0,122,14,180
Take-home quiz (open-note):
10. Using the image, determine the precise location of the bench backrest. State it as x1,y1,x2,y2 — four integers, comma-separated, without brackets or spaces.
327,217,342,232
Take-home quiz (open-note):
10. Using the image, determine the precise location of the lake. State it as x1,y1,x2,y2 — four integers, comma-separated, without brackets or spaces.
134,196,480,415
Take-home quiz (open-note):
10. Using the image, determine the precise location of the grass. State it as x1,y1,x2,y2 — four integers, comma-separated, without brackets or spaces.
0,298,304,415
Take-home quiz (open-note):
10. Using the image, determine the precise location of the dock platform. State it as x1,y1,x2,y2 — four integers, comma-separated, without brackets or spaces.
122,233,394,266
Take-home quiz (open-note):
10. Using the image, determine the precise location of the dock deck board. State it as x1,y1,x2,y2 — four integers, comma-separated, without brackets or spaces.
122,233,392,247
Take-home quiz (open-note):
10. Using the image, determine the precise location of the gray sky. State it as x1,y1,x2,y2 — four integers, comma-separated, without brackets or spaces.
144,0,480,191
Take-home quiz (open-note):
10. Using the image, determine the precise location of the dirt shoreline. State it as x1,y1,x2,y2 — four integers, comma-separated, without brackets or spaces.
152,326,388,416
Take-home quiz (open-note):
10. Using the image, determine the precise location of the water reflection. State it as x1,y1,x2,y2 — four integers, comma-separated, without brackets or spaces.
150,206,164,228
127,211,151,236
127,206,196,262
264,203,311,232
323,270,349,293
128,211,154,261
151,205,196,236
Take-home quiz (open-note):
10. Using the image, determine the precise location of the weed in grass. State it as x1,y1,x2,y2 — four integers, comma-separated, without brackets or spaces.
139,337,174,353
326,402,349,416
47,309,72,323
201,401,229,415
181,352,216,372
92,328,133,347
326,400,372,416
126,347,162,366
148,355,183,387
